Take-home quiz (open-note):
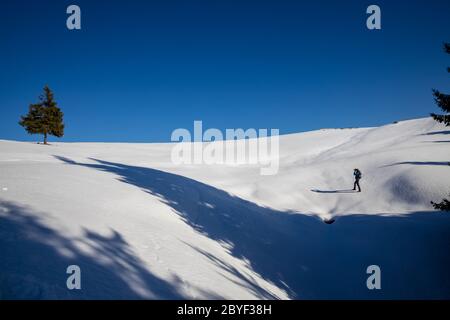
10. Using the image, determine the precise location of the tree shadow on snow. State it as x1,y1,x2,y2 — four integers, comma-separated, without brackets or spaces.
382,161,450,167
421,140,450,143
52,156,450,299
0,201,192,300
422,130,450,135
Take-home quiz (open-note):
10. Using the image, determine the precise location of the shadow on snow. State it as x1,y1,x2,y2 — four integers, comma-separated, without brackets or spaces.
4,156,448,299
310,189,357,194
0,201,201,299
382,161,450,167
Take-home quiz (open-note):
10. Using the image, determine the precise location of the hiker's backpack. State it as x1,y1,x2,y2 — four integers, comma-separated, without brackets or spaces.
355,169,362,179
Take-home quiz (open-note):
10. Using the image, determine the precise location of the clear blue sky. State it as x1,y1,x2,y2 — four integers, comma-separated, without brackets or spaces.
0,0,449,142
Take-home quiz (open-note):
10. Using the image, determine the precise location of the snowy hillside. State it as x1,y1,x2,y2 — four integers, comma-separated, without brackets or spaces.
1,117,450,299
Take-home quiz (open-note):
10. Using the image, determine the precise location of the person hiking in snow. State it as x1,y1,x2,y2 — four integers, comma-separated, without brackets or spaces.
353,168,362,192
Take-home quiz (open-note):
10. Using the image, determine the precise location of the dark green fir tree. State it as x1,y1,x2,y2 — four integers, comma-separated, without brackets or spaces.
430,43,450,126
19,85,64,144
430,43,450,212
431,197,450,211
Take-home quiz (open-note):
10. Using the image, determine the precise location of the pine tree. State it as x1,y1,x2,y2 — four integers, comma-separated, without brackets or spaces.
430,43,450,126
19,86,64,144
430,43,450,212
431,196,450,211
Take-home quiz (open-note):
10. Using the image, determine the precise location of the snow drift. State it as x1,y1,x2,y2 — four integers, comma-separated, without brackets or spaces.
0,117,449,299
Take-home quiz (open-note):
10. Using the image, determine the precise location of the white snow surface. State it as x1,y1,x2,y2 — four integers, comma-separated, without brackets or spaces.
1,117,449,299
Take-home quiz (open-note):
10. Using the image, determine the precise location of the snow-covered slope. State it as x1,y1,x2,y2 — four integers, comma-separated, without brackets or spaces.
1,118,449,299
